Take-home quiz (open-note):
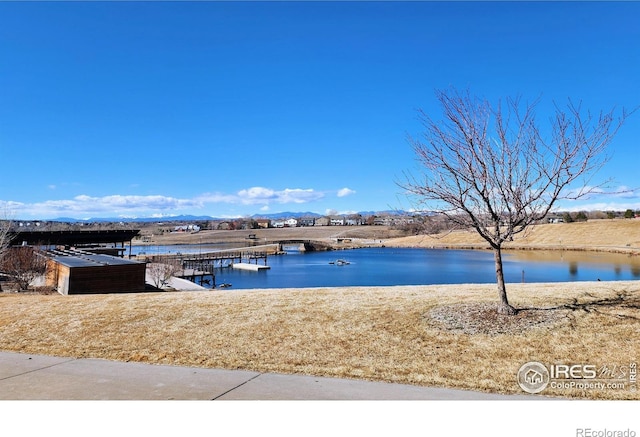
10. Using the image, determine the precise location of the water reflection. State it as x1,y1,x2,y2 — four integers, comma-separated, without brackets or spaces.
504,250,640,282
569,262,578,277
175,247,640,290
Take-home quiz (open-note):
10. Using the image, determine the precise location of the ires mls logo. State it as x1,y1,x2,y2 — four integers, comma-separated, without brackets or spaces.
518,362,597,394
518,362,550,394
550,364,597,379
517,361,634,394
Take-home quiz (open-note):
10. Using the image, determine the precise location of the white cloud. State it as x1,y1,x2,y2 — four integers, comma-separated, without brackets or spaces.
2,186,326,218
195,192,239,204
562,185,639,201
236,187,324,205
236,187,277,204
553,184,640,212
556,201,640,212
0,200,26,210
337,187,356,197
610,186,639,199
196,187,324,206
16,194,202,217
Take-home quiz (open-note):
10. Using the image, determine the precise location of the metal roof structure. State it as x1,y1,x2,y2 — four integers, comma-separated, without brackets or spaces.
45,249,143,268
8,230,140,247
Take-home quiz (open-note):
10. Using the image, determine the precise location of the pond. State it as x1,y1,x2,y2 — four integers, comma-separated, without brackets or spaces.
169,247,640,290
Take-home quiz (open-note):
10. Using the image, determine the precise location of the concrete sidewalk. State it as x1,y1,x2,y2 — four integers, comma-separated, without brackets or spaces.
0,351,538,400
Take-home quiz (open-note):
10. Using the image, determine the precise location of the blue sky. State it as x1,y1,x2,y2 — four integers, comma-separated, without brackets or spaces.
1,1,639,220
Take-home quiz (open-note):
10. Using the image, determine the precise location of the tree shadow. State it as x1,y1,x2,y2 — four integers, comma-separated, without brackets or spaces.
519,290,640,321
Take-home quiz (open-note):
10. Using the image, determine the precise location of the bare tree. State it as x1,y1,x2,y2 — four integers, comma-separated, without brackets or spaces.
402,88,630,314
0,246,48,291
147,258,183,289
0,213,14,291
0,208,14,263
0,220,10,265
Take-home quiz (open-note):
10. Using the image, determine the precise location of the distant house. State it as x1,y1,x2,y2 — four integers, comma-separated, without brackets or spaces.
285,218,298,227
217,221,233,230
298,217,316,227
314,217,329,226
174,224,200,233
373,216,390,226
271,220,285,228
330,217,345,226
255,219,270,229
239,220,253,230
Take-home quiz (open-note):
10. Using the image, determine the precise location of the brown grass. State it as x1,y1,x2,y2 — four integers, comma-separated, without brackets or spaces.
1,281,638,399
388,219,640,253
138,225,405,246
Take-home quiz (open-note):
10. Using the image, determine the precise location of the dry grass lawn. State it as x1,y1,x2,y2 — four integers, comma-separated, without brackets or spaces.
1,281,638,399
389,219,640,252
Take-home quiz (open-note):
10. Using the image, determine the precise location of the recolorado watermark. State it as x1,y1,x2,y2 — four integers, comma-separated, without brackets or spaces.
576,429,636,437
517,361,637,394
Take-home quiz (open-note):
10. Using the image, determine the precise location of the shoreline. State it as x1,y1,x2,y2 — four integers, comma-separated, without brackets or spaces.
385,242,640,255
131,220,640,255
131,237,640,257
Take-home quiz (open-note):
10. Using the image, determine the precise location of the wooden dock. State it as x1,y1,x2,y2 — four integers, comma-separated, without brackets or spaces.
180,267,216,287
143,246,274,288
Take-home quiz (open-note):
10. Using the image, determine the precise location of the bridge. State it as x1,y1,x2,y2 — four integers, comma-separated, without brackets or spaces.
273,240,335,252
143,244,278,266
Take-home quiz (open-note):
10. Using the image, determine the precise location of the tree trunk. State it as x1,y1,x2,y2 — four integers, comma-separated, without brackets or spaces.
493,245,517,315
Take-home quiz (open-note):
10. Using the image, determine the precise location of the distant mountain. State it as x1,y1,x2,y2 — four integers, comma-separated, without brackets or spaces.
47,217,85,223
250,211,323,220
357,210,410,216
123,215,217,223
48,215,218,223
43,210,414,224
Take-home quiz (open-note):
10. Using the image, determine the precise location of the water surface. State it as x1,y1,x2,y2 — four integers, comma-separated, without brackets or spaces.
180,247,640,290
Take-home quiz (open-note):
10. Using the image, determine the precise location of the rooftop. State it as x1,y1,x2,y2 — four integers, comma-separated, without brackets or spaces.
46,249,144,268
8,230,140,246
